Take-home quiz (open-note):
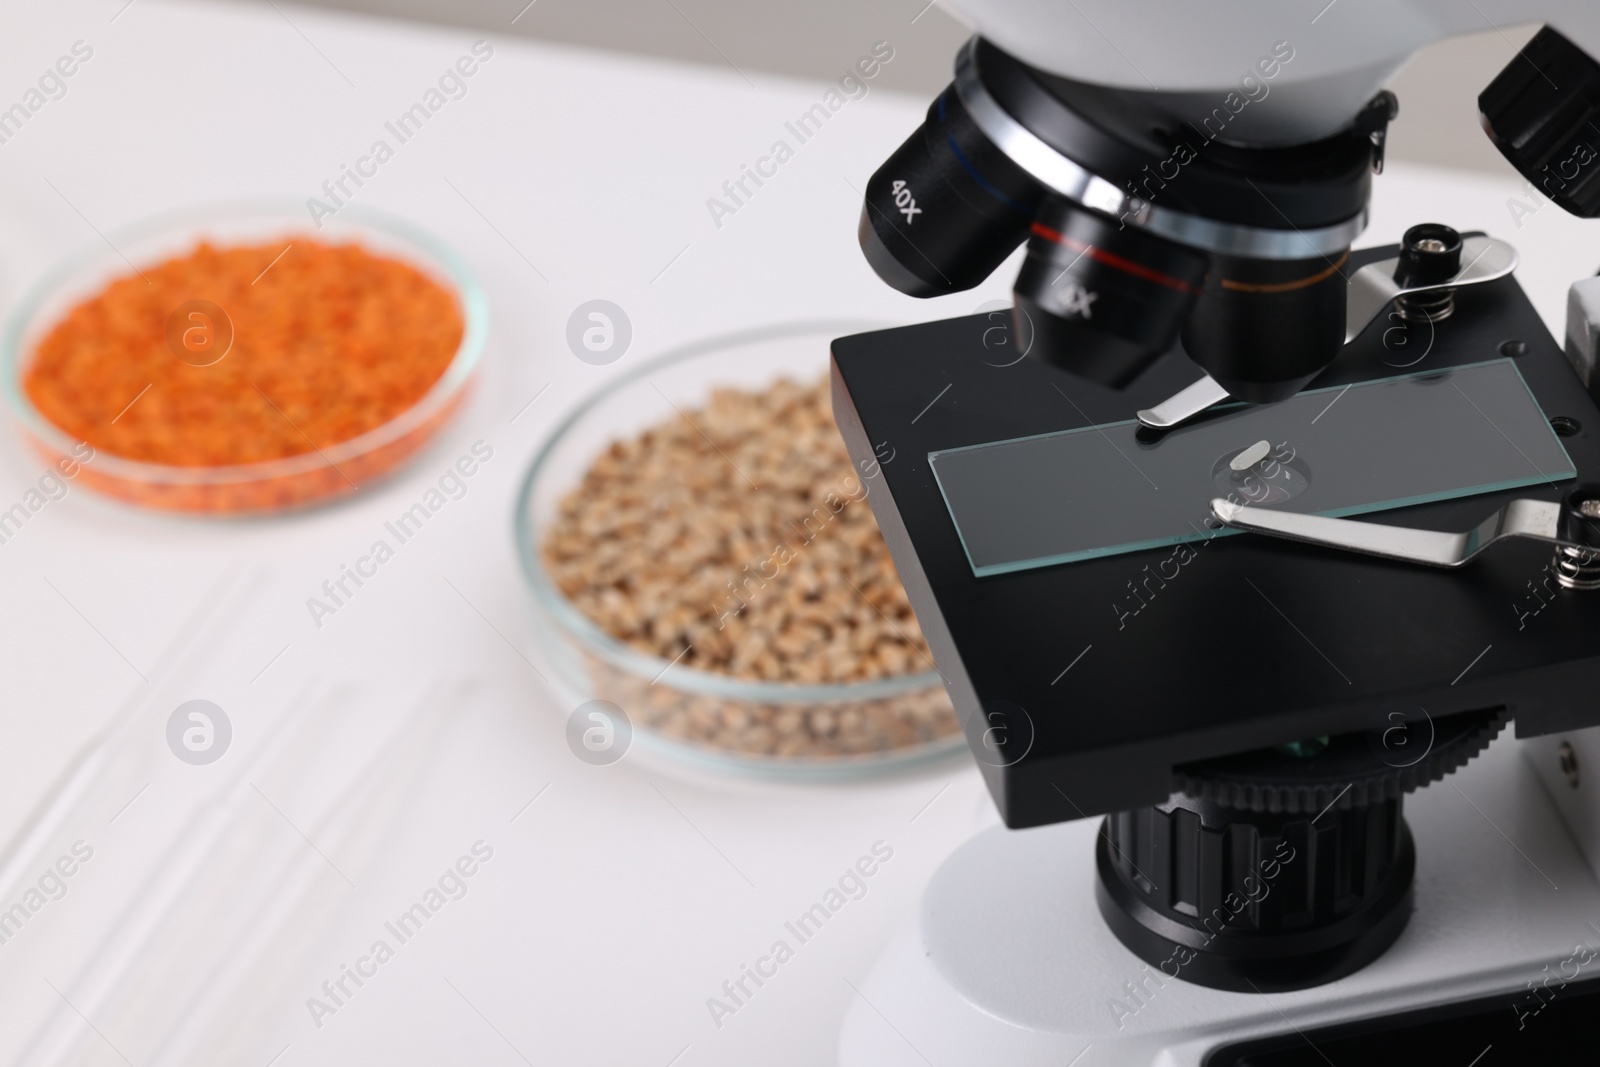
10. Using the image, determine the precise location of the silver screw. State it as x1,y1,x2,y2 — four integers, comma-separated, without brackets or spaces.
1580,499,1600,519
1560,741,1581,789
1415,237,1448,253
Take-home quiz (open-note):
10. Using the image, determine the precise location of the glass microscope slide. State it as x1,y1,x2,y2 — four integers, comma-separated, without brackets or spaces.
929,358,1576,577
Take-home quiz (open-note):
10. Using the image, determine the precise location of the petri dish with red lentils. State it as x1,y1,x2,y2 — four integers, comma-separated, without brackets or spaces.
2,202,486,514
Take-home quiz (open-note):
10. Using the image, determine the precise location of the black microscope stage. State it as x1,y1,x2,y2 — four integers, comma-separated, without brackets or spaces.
831,242,1600,828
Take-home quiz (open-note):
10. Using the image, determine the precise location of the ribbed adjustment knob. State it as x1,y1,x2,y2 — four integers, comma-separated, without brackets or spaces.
1096,793,1415,992
1104,796,1404,937
1479,27,1600,218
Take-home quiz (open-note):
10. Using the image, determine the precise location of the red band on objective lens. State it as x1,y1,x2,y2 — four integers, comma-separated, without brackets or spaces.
1030,222,1196,294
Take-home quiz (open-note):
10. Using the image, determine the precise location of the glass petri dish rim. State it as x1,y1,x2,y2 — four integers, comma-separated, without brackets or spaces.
514,318,953,707
0,198,489,488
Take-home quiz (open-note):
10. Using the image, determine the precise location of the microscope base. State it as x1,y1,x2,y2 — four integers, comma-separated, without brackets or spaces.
840,735,1600,1065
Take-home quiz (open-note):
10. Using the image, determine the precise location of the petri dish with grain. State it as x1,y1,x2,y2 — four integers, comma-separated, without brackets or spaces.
516,322,966,777
2,202,486,513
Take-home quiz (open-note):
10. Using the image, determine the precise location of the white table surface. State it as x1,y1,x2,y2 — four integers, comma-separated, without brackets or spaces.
0,3,1594,1064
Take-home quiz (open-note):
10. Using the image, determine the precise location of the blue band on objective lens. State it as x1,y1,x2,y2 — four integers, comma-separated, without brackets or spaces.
937,90,1030,215
945,133,1031,214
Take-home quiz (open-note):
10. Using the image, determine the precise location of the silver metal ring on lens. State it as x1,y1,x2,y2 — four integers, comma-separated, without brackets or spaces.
953,39,1368,261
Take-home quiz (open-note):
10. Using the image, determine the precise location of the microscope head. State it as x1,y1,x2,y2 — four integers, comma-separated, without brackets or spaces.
857,11,1600,402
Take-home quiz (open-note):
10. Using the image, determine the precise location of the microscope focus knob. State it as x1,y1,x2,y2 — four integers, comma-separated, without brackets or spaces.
1098,794,1414,992
1096,708,1508,991
1479,27,1600,218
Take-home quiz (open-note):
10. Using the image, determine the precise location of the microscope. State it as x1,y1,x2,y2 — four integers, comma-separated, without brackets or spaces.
832,3,1600,1062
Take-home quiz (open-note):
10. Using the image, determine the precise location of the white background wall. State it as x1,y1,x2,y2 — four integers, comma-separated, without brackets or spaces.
281,0,1539,174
